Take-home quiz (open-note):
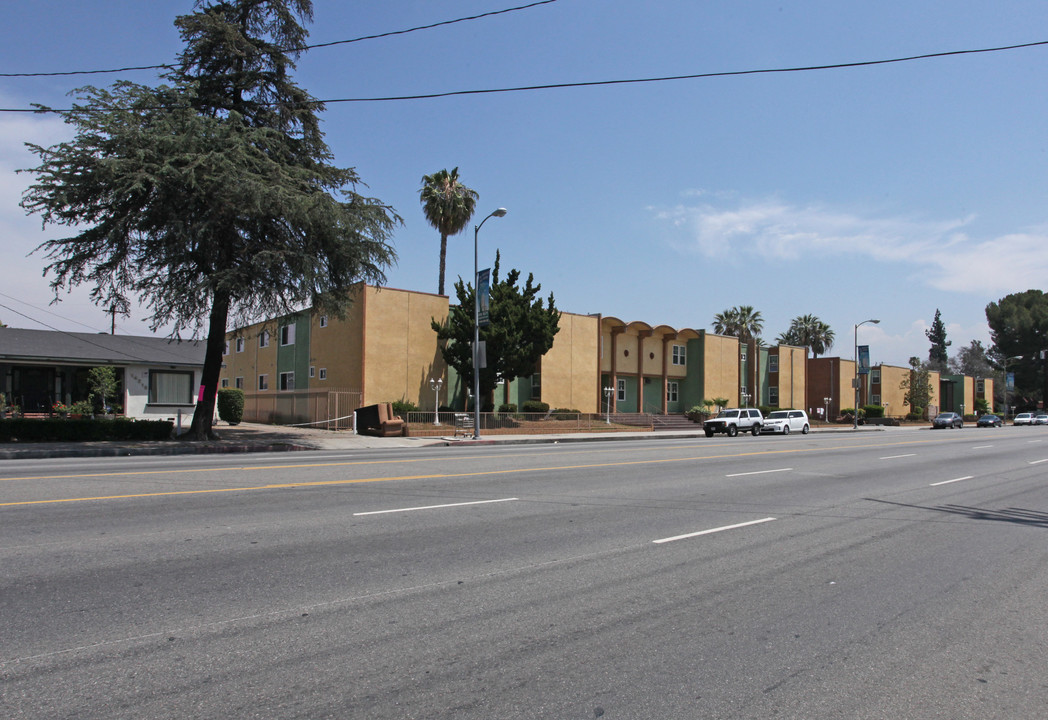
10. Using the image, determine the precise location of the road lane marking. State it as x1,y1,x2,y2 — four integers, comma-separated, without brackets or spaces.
971,445,993,449
880,454,916,460
930,476,973,486
353,497,517,516
653,517,776,544
726,468,792,477
1030,459,1048,465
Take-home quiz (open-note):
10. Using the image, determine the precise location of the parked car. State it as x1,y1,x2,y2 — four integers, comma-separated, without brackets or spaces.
703,408,764,437
1013,413,1034,426
1036,413,1048,425
932,412,963,429
763,409,810,435
976,414,1003,428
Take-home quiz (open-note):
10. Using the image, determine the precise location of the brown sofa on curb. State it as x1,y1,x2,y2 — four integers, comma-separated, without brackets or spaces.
355,403,405,437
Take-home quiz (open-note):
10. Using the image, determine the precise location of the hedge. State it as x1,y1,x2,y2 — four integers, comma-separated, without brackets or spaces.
0,418,174,443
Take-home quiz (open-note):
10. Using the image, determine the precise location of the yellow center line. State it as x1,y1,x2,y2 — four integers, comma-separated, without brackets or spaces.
1,437,945,508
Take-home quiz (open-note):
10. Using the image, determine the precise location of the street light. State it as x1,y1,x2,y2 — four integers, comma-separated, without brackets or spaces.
473,208,507,439
1003,355,1022,423
854,319,880,430
429,377,443,425
603,386,614,424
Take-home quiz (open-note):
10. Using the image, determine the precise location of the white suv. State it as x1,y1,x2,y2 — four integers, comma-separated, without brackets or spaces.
763,409,810,435
703,408,764,437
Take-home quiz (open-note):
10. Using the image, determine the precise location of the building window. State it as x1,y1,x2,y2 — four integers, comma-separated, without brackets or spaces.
741,349,747,362
530,372,541,401
740,385,748,403
280,324,295,346
279,372,295,391
977,379,984,393
235,337,245,353
148,370,194,404
235,376,244,389
672,345,686,366
220,378,229,388
222,342,229,356
769,355,779,373
872,394,881,405
871,368,881,383
319,368,327,380
617,379,626,402
769,386,779,406
309,366,316,378
667,381,679,403
258,374,269,391
259,330,270,348
319,315,328,328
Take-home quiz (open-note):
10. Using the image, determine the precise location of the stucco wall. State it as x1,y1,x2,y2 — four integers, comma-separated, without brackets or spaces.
702,333,740,405
540,312,600,411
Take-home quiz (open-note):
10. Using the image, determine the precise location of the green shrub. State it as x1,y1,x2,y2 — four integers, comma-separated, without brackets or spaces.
521,400,550,414
551,408,580,419
391,400,419,416
498,403,517,413
217,388,245,425
0,418,173,443
862,405,885,418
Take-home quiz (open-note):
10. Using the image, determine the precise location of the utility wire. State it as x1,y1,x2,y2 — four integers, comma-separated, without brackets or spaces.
2,39,1045,114
0,0,559,78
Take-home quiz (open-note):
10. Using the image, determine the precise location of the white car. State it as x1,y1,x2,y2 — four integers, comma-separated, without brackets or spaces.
763,409,810,435
1014,413,1034,426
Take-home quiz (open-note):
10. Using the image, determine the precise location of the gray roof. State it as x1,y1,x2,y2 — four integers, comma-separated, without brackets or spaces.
0,327,206,367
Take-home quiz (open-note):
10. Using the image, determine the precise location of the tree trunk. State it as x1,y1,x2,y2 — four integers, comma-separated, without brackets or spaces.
437,233,449,296
183,290,231,440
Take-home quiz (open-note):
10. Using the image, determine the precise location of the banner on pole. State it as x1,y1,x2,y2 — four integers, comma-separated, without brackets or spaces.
477,268,491,327
857,345,870,375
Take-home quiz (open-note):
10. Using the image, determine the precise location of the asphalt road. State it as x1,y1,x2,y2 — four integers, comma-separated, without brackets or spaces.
2,428,1047,719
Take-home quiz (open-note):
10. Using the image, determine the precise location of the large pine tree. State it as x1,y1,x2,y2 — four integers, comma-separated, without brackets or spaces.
21,0,399,439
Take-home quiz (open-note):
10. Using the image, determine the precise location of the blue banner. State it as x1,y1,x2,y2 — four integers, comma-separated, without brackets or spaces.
477,268,491,327
857,345,870,375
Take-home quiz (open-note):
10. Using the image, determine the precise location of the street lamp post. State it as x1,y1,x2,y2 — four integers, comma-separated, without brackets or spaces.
473,208,507,439
854,319,880,430
429,377,443,425
603,386,614,424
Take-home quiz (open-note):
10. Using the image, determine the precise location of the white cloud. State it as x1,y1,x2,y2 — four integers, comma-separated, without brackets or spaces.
655,194,1044,295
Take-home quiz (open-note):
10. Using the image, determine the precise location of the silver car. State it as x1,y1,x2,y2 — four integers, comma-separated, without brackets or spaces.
763,410,810,435
1014,413,1034,426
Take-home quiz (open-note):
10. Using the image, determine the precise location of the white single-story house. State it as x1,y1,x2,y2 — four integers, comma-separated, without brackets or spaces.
0,327,206,420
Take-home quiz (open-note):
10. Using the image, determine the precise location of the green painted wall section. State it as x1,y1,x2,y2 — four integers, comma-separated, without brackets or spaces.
276,312,311,389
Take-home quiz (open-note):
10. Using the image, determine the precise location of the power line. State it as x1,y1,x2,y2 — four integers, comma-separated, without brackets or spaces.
2,39,1045,114
0,0,559,79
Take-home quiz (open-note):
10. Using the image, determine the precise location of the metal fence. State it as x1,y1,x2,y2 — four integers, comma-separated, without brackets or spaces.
241,389,361,429
402,411,654,437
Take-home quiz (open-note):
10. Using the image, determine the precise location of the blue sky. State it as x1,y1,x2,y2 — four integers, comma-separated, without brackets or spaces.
3,0,1047,367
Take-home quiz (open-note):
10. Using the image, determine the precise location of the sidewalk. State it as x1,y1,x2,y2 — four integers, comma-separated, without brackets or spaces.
0,421,896,461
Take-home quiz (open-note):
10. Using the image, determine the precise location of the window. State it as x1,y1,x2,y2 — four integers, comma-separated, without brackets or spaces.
769,386,779,406
221,378,229,388
258,374,269,391
309,366,316,378
872,394,881,405
667,381,679,403
235,337,245,353
319,315,328,328
871,368,881,383
977,379,984,393
235,376,244,389
222,341,229,356
319,368,327,380
769,355,779,373
530,371,541,401
279,371,295,391
672,345,686,366
259,330,270,348
741,349,747,362
148,371,193,404
280,324,295,346
617,379,626,402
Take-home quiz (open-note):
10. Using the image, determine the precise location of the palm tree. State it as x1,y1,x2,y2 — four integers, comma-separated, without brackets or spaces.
420,167,479,296
777,314,835,358
713,305,763,343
